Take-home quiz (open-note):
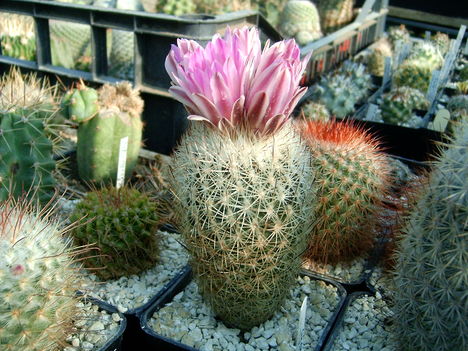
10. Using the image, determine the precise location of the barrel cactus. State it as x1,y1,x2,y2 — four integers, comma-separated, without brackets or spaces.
393,118,468,351
0,14,36,61
300,119,391,264
393,60,435,93
62,81,144,184
407,42,444,68
316,0,354,33
387,24,411,49
279,0,323,46
380,86,429,125
167,27,314,331
70,186,160,280
431,32,450,55
0,198,82,351
367,38,393,77
0,70,60,204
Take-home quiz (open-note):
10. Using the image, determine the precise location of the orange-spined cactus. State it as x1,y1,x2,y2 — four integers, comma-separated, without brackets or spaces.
300,119,392,264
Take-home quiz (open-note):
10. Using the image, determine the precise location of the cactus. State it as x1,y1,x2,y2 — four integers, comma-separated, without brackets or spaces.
367,38,393,77
70,186,160,280
300,101,330,121
252,0,289,28
407,42,443,69
0,70,60,204
61,81,99,123
63,81,144,184
387,24,411,48
156,0,196,15
0,14,36,61
393,118,468,351
454,81,468,95
431,32,450,55
460,63,468,81
300,119,391,264
278,0,323,46
338,61,373,100
0,198,82,351
393,60,434,93
447,94,468,120
316,0,354,33
380,86,429,125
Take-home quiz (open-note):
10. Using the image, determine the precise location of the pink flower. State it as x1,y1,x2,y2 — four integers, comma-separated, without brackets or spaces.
165,26,311,136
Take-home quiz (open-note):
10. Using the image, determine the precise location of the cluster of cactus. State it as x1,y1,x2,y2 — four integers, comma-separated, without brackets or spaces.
316,0,355,34
171,122,315,330
393,42,444,93
380,86,429,125
300,119,391,264
387,24,411,49
431,31,451,55
393,118,468,351
300,101,330,121
0,14,36,61
0,70,61,204
62,81,144,184
0,198,81,351
70,185,160,280
278,0,323,46
367,38,393,77
312,60,372,117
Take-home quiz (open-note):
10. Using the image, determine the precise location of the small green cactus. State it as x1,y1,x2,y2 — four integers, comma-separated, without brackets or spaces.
279,0,323,46
387,24,411,49
0,14,36,61
63,81,144,184
393,118,468,351
0,198,82,351
300,101,330,121
393,60,434,93
156,0,196,15
431,32,450,55
380,86,429,125
316,0,355,33
367,38,393,77
447,94,468,120
61,81,99,123
70,186,160,280
407,42,443,69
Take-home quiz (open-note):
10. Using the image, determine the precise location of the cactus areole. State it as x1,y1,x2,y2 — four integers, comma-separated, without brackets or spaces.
167,27,314,330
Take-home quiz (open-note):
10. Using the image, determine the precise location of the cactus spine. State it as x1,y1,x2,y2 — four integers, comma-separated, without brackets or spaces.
70,186,160,280
0,70,60,204
316,0,354,33
63,81,144,184
393,118,468,351
300,119,391,264
0,199,81,351
171,122,315,331
279,0,323,46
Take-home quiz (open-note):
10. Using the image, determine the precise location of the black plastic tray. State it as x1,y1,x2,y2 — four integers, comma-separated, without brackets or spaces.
140,267,347,351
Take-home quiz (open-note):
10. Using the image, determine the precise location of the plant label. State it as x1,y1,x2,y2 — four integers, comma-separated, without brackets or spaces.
430,109,450,132
366,103,379,121
296,296,308,351
355,0,375,23
116,136,128,189
426,70,440,105
425,31,431,40
383,57,392,87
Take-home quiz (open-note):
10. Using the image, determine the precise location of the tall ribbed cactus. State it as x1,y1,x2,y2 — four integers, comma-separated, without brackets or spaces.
316,0,354,33
0,70,60,204
62,81,143,184
393,119,468,351
0,199,82,351
167,27,313,331
300,119,391,264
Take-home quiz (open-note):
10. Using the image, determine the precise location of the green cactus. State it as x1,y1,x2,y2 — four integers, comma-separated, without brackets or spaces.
170,122,315,331
278,0,323,46
300,101,330,121
61,81,99,123
407,42,443,69
460,63,468,81
393,60,434,93
316,0,355,33
0,14,36,61
252,0,289,28
393,118,468,351
0,199,81,351
447,94,468,120
70,186,160,280
0,70,60,204
338,61,373,100
380,86,429,125
156,0,196,15
387,24,411,49
63,81,144,184
431,32,450,55
367,38,393,77
301,119,391,264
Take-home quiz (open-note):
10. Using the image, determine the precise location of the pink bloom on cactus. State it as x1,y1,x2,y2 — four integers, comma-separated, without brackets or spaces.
165,26,311,135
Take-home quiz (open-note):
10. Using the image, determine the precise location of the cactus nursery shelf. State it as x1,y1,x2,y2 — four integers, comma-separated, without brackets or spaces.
0,1,467,351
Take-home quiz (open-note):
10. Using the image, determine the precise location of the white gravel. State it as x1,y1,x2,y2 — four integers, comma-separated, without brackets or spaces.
330,292,397,351
63,300,123,351
148,275,342,351
303,257,370,283
80,231,189,313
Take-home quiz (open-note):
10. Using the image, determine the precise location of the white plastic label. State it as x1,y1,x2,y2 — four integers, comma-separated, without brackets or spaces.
382,57,392,87
296,296,308,351
116,136,129,189
424,31,431,40
426,70,441,105
366,104,379,121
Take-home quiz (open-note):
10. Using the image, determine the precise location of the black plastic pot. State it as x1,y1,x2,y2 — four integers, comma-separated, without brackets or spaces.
140,267,347,351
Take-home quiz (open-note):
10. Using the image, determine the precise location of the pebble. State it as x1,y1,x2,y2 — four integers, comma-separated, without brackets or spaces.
149,276,340,350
